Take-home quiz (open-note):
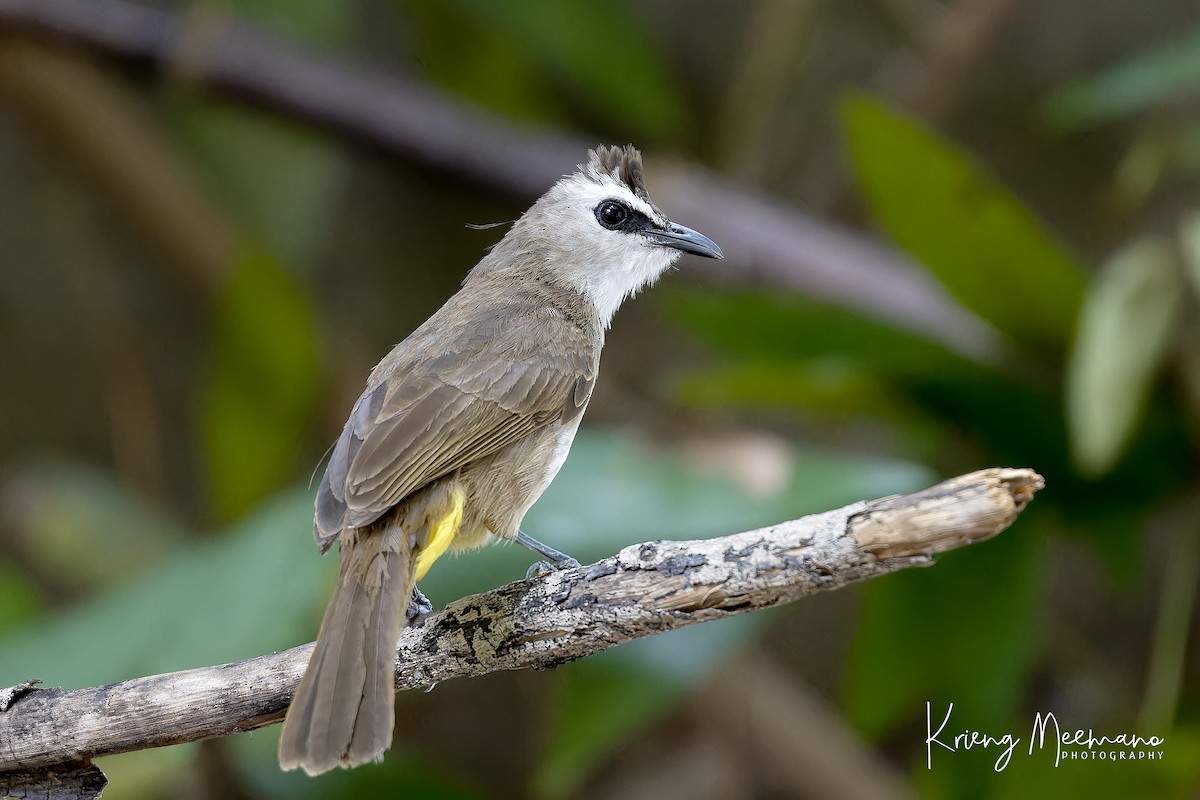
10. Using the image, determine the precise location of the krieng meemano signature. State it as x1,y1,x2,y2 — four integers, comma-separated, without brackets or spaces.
925,701,1165,771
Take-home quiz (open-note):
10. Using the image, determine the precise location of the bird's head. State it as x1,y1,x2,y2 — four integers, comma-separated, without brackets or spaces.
484,145,723,327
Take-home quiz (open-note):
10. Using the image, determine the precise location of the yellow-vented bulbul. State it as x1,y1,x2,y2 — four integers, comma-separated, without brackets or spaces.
278,146,723,775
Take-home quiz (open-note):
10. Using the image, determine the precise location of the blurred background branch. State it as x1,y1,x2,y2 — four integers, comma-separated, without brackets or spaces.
0,0,999,358
0,37,234,288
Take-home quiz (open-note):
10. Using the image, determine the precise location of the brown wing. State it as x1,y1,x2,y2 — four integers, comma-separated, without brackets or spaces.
314,337,595,553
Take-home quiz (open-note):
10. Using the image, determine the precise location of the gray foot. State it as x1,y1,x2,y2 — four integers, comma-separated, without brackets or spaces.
406,586,433,621
516,530,581,578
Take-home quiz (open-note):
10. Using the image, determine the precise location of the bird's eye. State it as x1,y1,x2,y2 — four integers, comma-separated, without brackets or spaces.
595,200,629,230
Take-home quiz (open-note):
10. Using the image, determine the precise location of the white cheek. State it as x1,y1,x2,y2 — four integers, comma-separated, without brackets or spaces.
544,175,679,326
575,236,678,327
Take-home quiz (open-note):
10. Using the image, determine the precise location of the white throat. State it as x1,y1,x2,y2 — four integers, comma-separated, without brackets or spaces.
542,173,680,327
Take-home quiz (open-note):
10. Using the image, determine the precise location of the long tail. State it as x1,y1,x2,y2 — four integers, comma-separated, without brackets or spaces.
278,522,413,775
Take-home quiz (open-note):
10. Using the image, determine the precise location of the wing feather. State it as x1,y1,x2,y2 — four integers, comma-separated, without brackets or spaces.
313,323,596,551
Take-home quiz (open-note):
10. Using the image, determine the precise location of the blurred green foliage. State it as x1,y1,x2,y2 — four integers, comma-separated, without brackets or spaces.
660,87,1197,796
846,527,1044,749
3,2,1200,799
168,100,348,269
4,461,188,590
1066,237,1184,476
841,96,1193,779
843,94,1087,351
401,0,684,139
0,489,324,685
202,250,320,521
1046,25,1200,130
0,562,41,636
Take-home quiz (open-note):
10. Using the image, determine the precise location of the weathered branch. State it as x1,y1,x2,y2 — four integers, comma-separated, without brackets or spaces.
0,0,1000,360
0,467,1042,795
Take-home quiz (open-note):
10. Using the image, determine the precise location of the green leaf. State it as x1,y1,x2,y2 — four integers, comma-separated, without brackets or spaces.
845,522,1044,741
0,490,328,686
1175,125,1200,175
533,650,689,800
1180,209,1200,301
674,359,906,414
236,731,491,800
532,612,779,799
168,101,346,268
166,0,348,267
226,0,351,53
1066,237,1183,477
95,749,195,800
663,288,983,377
305,754,491,800
401,0,685,139
400,1,561,123
0,561,41,636
1046,26,1200,131
662,288,989,428
842,94,1087,349
662,288,1002,455
3,460,187,589
671,360,948,455
202,250,320,521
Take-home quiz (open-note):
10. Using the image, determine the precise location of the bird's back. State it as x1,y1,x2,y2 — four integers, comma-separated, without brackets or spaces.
314,272,602,552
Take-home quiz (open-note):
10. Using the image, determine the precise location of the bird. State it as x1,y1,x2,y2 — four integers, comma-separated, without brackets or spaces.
277,144,723,775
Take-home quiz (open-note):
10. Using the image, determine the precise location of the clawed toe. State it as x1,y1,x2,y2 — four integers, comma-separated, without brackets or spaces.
406,587,434,621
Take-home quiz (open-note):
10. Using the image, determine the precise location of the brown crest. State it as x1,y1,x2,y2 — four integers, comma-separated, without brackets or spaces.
585,144,651,205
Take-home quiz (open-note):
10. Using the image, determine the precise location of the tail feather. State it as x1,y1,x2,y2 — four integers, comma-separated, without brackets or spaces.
279,523,413,775
349,551,404,764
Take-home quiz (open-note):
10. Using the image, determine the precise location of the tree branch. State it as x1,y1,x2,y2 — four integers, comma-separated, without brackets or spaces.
0,0,1001,361
0,467,1042,791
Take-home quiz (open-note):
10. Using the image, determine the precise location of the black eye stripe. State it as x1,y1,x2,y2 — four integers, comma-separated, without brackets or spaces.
594,200,654,234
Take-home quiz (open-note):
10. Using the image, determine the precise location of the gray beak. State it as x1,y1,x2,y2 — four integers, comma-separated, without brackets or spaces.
643,223,724,259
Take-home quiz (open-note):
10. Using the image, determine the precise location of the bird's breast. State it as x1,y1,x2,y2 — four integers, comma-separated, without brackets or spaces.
454,412,586,549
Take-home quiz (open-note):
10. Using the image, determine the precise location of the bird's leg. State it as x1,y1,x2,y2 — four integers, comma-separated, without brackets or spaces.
516,530,581,578
405,586,433,622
